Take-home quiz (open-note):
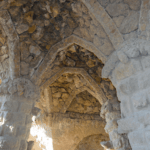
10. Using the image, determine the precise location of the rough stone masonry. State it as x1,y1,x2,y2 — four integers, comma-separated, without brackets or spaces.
0,0,150,150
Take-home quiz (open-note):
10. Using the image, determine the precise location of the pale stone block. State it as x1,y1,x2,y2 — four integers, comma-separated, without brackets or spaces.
21,61,29,76
131,92,148,109
124,47,140,58
138,111,150,126
16,24,29,34
117,51,128,64
25,115,32,125
0,136,19,149
29,45,41,56
3,125,16,136
114,59,142,80
106,3,129,17
105,111,121,122
109,130,120,141
3,111,12,123
141,56,150,69
2,101,19,112
11,113,26,125
128,130,146,147
19,140,28,150
16,126,27,138
120,100,133,117
117,117,142,134
105,120,118,133
138,71,150,89
119,77,139,95
19,103,32,114
124,0,141,11
119,11,139,34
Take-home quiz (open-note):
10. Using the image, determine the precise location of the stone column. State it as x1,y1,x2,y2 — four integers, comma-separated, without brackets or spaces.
0,78,40,150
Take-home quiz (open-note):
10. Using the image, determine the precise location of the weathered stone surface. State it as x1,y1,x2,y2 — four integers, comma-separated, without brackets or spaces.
16,24,29,34
119,11,139,34
124,0,141,11
113,16,125,28
21,61,29,75
106,3,129,17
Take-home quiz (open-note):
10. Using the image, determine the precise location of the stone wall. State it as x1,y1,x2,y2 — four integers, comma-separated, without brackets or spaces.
1,0,150,150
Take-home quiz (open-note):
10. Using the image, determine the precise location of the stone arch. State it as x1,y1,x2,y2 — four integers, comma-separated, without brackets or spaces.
34,42,131,150
41,67,107,105
102,38,150,150
31,35,107,85
81,0,124,50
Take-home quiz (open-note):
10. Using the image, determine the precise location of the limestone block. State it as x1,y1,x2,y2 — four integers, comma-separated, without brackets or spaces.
16,126,27,138
117,117,142,134
0,63,4,73
3,125,16,136
105,120,118,133
102,52,119,78
11,113,26,125
97,0,109,8
0,136,19,149
120,100,133,117
128,130,146,147
21,61,29,76
29,45,41,56
117,51,128,64
124,0,141,11
113,16,124,28
131,92,147,109
93,35,114,56
2,101,19,112
19,103,32,114
31,27,44,41
3,111,12,123
8,85,17,95
25,115,32,125
106,3,129,17
105,111,121,122
109,130,120,141
119,11,139,34
123,31,138,41
138,71,150,90
64,57,75,67
101,141,114,150
114,59,142,80
0,46,8,55
113,139,122,149
2,58,9,71
16,24,29,34
124,47,140,58
138,111,150,126
19,140,28,150
141,56,150,69
0,54,8,62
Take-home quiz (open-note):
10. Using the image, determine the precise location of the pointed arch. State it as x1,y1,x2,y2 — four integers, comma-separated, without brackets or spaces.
41,67,107,105
31,35,107,85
